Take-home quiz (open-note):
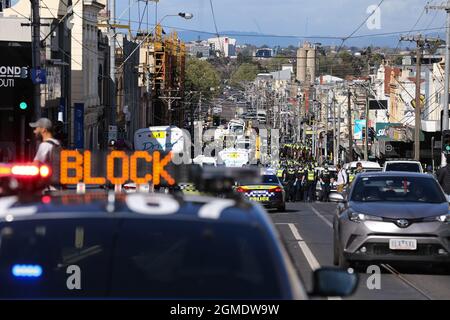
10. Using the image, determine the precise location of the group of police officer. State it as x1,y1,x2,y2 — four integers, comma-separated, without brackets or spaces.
276,160,334,203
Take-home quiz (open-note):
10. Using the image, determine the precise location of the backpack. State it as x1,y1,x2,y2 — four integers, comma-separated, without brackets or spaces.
43,140,62,164
43,140,62,184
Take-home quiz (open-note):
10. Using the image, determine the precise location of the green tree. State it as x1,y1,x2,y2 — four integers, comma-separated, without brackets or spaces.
230,63,259,88
185,58,220,100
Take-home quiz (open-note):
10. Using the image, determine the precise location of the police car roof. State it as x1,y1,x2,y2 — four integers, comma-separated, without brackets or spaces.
0,192,268,226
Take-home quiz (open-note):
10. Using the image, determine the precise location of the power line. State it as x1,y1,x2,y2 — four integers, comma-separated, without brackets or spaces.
209,0,224,55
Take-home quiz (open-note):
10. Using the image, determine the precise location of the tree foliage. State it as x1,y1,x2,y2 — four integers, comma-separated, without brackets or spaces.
185,58,220,100
230,63,259,88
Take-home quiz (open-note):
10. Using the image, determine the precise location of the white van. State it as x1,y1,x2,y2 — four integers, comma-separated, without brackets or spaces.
134,126,185,153
343,161,381,172
218,148,249,167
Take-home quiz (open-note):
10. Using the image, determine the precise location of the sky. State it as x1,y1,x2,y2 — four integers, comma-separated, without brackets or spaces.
112,0,446,45
10,0,447,46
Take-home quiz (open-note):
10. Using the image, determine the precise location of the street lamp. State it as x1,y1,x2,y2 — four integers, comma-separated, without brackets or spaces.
179,12,194,19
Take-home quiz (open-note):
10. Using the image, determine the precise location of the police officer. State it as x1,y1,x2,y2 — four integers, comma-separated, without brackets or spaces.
295,166,304,201
285,166,297,202
320,166,331,202
303,164,316,202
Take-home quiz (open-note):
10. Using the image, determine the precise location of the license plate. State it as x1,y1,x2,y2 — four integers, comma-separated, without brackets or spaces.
151,131,166,138
249,197,270,202
389,239,417,250
229,153,239,158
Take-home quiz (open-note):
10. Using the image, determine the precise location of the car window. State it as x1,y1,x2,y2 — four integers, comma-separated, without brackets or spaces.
385,163,421,172
0,219,283,299
262,175,280,184
351,176,446,203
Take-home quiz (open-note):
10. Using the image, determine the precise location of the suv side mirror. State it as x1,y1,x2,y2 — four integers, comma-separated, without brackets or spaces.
311,267,358,297
329,192,346,203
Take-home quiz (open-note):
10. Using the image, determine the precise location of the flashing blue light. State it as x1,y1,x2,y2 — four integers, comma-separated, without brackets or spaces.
12,264,43,278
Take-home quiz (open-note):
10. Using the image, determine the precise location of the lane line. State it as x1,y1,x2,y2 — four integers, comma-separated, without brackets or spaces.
309,204,333,228
288,223,303,241
283,222,341,300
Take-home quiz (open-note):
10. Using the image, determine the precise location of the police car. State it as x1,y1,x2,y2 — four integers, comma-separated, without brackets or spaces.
0,160,357,299
235,169,286,212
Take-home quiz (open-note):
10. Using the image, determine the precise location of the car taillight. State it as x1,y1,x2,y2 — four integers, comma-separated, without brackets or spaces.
236,187,246,193
271,187,282,192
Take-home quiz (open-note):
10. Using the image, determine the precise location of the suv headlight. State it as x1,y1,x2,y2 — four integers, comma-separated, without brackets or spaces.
436,214,450,223
348,211,383,222
423,214,450,223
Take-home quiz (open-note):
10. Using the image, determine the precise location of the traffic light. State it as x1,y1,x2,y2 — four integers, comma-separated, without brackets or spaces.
442,130,450,155
19,101,28,111
15,93,31,114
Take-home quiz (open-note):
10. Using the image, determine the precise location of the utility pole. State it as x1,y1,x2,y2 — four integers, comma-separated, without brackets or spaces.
325,89,329,162
364,84,370,161
337,95,342,164
414,44,422,161
159,90,181,125
332,91,337,165
31,0,41,119
347,88,352,163
109,0,116,126
426,1,450,131
400,34,442,160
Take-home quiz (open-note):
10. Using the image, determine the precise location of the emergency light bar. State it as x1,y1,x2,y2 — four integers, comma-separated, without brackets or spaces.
0,163,51,178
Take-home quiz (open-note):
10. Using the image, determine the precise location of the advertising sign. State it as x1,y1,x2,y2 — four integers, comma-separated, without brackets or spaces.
0,42,32,110
354,120,366,140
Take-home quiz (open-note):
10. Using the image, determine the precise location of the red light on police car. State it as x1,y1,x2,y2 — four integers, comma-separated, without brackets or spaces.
11,165,40,176
236,187,246,193
271,187,282,193
41,195,51,204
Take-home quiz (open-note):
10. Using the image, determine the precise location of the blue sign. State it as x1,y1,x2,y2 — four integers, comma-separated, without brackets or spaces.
74,103,84,149
31,68,47,84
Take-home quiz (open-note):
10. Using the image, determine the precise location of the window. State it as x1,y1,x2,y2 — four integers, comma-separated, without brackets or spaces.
0,219,282,299
385,163,421,173
351,176,446,203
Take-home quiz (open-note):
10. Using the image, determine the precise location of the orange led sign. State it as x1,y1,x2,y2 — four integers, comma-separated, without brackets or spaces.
60,150,175,185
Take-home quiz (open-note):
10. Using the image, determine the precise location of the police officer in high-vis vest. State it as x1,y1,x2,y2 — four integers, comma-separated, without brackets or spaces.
303,164,316,202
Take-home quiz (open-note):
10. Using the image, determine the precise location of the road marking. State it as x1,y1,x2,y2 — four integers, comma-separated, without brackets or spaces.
310,205,333,228
286,223,320,271
276,222,342,300
288,223,303,241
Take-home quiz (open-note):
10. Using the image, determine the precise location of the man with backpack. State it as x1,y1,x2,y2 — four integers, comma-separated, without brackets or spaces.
336,164,348,193
30,118,61,164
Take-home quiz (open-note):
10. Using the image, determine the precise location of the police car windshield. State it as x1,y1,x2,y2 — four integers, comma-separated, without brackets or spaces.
0,218,282,299
351,176,446,203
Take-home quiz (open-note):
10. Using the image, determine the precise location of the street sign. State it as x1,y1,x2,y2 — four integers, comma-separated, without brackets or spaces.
31,68,47,84
74,103,84,149
108,125,118,142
